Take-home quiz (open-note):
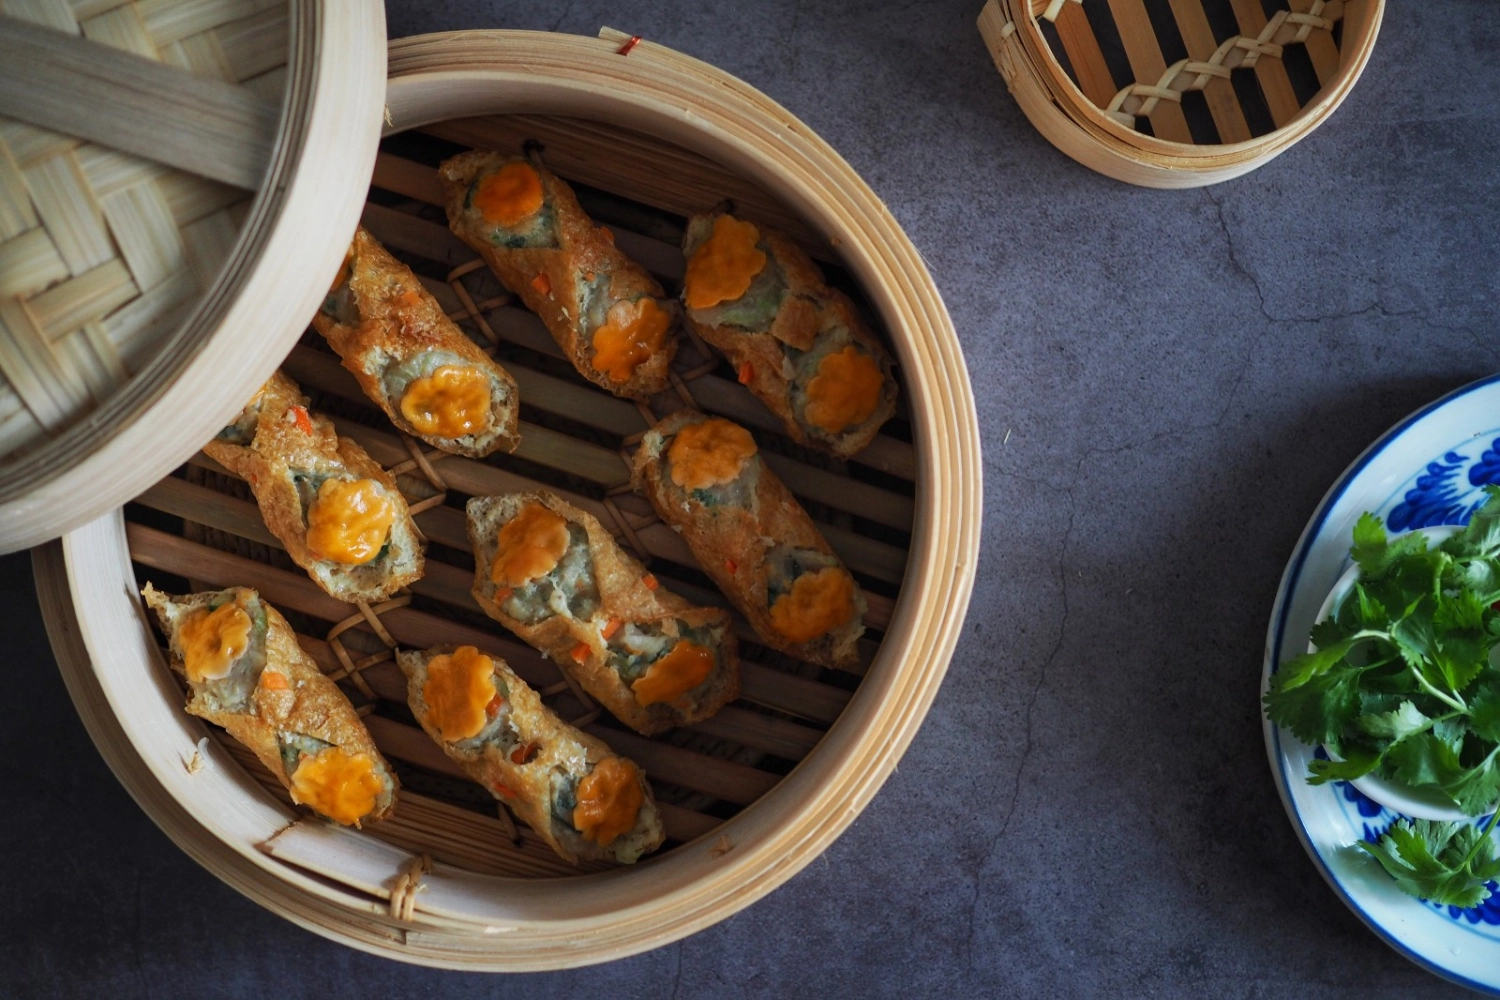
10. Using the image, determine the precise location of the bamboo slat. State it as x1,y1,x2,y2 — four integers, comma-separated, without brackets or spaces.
1052,1,1117,110
1227,0,1300,128
1165,0,1252,144
0,0,388,552
978,0,1384,187
0,13,279,187
38,28,981,971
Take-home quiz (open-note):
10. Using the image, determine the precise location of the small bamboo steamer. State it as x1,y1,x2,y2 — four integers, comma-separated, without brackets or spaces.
0,0,386,552
978,0,1384,187
35,29,982,969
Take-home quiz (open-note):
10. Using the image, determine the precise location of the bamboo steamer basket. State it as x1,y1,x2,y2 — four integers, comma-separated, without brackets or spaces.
977,0,1384,187
0,0,386,552
35,29,982,969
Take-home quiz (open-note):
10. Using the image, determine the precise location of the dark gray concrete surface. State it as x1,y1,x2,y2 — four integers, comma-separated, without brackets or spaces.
5,1,1498,996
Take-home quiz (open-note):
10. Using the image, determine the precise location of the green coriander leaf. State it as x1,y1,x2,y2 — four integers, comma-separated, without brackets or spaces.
1355,584,1388,628
1435,631,1489,693
1309,617,1348,651
1350,512,1388,574
1437,591,1487,633
1464,558,1500,599
1389,534,1443,581
1469,681,1500,742
1434,717,1469,750
1308,747,1383,784
1458,487,1500,559
1359,819,1500,908
1391,613,1456,696
1264,662,1365,746
1440,749,1500,816
1386,731,1466,789
1275,637,1361,692
1358,700,1432,740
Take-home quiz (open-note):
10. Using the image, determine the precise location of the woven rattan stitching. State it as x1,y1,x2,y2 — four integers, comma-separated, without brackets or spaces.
396,432,450,492
324,596,410,699
1037,0,1081,23
1103,1,1343,128
388,852,432,922
668,370,698,410
603,495,651,561
446,268,504,346
494,802,522,845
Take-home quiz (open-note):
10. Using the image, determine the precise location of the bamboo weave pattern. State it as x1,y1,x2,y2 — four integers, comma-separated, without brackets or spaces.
0,0,287,464
1100,1,1344,128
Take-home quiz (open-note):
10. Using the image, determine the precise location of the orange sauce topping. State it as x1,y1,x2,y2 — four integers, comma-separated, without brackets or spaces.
804,346,884,434
178,600,252,683
474,162,544,228
666,418,757,490
490,503,571,587
631,641,714,707
422,646,499,742
590,298,671,382
289,747,383,826
306,479,397,565
399,365,493,438
770,567,856,643
683,215,767,310
573,757,644,847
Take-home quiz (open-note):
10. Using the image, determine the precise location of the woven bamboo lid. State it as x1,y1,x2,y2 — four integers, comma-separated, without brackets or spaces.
978,0,1384,187
0,0,387,552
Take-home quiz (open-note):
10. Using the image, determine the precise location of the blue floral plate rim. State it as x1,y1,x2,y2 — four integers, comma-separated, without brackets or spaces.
1263,372,1500,995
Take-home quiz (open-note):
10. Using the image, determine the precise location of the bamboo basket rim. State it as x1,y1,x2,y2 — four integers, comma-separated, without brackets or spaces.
39,28,983,970
0,1,388,553
978,0,1386,187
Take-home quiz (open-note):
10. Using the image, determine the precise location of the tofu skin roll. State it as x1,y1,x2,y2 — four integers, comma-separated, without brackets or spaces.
681,209,898,460
143,584,398,827
313,227,521,458
203,371,424,604
440,148,679,400
467,491,739,736
398,644,664,864
632,411,866,668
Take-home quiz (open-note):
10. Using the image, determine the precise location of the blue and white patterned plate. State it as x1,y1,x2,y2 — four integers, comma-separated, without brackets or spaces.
1264,374,1500,993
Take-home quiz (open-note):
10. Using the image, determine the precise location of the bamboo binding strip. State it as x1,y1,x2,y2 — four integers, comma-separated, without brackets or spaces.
0,0,387,552
37,29,982,970
978,0,1384,187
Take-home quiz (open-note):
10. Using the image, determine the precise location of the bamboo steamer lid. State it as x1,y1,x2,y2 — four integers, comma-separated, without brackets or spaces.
0,0,387,552
34,28,982,968
978,0,1384,187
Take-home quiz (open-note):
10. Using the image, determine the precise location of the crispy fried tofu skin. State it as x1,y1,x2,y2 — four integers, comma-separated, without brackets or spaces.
312,227,521,458
440,149,679,401
143,584,398,826
632,411,866,668
680,210,898,459
466,490,739,736
202,370,424,603
397,644,664,864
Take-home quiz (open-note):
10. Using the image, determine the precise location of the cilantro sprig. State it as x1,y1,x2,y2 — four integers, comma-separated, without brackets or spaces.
1265,487,1500,906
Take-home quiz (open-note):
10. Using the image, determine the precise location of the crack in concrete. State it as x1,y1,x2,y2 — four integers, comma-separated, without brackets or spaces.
1206,188,1271,324
547,0,578,32
964,485,1076,971
1203,189,1495,344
